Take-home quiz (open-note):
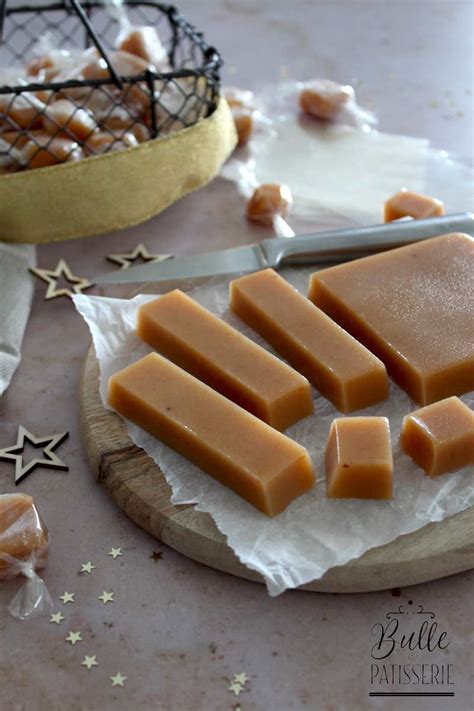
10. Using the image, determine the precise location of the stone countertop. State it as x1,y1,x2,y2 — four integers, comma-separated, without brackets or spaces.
0,1,473,710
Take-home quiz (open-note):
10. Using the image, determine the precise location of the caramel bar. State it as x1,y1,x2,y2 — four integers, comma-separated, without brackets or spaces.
400,397,474,476
108,353,315,516
137,290,313,431
309,233,474,405
230,269,388,412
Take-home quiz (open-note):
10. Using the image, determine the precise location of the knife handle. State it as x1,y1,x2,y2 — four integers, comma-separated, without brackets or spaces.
262,212,474,266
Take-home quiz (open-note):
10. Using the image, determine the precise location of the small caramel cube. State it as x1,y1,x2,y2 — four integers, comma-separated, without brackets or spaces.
0,93,45,129
0,494,49,578
299,79,354,121
232,106,253,147
384,189,445,222
246,184,292,226
85,130,138,155
116,26,168,69
400,397,474,476
22,135,82,169
108,353,315,516
42,99,97,141
325,417,393,499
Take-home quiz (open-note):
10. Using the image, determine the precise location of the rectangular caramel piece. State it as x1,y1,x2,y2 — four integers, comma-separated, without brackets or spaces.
400,396,474,476
137,290,313,431
325,417,393,499
309,233,474,405
230,269,388,413
108,353,315,516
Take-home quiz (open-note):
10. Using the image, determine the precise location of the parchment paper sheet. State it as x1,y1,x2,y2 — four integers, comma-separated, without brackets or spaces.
74,270,474,596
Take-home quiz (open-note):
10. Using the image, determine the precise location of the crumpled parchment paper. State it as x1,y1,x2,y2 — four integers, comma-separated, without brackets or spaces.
74,269,474,595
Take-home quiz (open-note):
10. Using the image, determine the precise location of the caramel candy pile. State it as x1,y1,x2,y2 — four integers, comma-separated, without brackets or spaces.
401,397,474,476
0,494,49,579
310,233,474,405
137,290,313,431
230,268,388,412
325,417,393,499
384,189,445,222
108,353,315,516
223,87,254,147
299,79,354,121
246,183,293,226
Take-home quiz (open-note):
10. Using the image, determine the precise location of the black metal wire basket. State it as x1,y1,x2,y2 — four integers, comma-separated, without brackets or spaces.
0,0,221,172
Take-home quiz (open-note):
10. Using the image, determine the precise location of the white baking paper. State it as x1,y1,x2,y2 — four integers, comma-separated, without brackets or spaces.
74,271,474,596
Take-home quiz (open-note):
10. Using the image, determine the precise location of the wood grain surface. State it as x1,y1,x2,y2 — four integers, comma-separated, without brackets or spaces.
79,348,474,593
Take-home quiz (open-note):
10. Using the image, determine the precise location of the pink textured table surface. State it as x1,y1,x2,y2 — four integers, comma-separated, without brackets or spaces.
1,2,473,710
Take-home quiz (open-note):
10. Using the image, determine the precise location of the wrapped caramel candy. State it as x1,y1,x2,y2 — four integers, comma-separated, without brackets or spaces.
0,494,52,619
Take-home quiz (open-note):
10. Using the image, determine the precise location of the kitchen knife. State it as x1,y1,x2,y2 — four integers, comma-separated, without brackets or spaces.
94,212,474,285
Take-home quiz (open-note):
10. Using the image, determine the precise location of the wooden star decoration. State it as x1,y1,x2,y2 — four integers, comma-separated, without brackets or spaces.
98,590,114,604
81,655,98,670
29,259,94,300
59,591,75,604
108,547,123,559
50,612,65,625
150,550,163,562
66,631,82,645
0,426,69,485
110,672,127,687
106,244,172,270
80,561,96,574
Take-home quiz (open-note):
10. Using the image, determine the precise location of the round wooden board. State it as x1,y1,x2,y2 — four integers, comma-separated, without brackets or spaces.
79,347,474,593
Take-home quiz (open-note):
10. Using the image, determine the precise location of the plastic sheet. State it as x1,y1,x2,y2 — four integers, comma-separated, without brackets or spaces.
0,494,52,619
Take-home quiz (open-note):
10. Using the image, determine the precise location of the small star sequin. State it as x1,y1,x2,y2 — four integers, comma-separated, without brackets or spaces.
98,591,114,604
108,547,123,559
0,426,69,485
150,550,163,562
80,561,96,574
29,259,93,300
233,673,249,686
228,681,244,696
59,591,75,604
81,655,98,670
66,631,82,645
106,244,171,270
49,612,65,625
110,672,127,687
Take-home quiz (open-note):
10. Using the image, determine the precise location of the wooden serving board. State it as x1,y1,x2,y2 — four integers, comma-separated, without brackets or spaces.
79,348,474,593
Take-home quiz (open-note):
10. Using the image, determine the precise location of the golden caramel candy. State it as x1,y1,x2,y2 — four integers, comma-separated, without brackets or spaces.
246,184,292,226
108,353,315,516
325,417,393,499
309,233,474,405
230,269,388,413
137,290,313,431
0,494,49,578
384,189,445,222
231,106,253,147
400,397,474,476
116,26,168,69
299,79,354,121
85,130,138,155
22,135,82,170
42,99,97,141
0,92,45,129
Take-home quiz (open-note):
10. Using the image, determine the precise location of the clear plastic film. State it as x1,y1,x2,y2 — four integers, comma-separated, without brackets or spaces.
0,494,52,619
221,80,473,232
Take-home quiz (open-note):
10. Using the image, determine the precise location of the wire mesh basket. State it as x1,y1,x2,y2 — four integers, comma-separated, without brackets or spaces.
0,0,221,172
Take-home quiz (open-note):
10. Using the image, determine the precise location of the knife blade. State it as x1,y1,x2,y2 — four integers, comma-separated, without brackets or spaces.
94,212,474,285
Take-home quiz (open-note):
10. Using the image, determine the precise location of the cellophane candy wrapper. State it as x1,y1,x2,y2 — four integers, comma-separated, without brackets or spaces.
0,493,52,619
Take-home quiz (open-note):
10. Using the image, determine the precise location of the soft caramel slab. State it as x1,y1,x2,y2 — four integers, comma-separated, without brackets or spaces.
230,269,388,413
309,233,474,405
325,417,393,499
137,290,313,431
384,190,445,222
108,353,315,516
400,397,474,476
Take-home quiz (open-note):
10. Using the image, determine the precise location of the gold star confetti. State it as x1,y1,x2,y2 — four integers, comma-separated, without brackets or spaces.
106,244,171,270
150,550,163,562
108,547,123,559
80,561,96,574
228,681,244,696
98,590,114,604
59,591,75,604
110,672,127,687
49,612,65,625
66,631,82,645
0,426,69,485
233,673,249,686
81,655,98,670
29,259,93,300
